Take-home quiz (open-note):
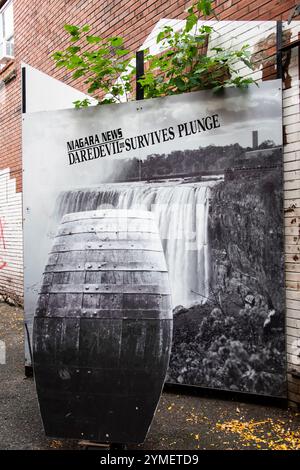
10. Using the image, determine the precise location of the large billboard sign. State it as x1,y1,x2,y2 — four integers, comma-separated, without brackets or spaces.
23,80,286,398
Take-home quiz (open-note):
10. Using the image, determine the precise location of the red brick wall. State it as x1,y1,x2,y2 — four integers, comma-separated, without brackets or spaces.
0,0,298,192
0,62,21,192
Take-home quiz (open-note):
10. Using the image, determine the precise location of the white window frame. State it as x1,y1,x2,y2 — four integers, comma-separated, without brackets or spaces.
0,0,14,64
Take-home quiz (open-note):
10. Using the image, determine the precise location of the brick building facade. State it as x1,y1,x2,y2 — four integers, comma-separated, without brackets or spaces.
0,0,300,405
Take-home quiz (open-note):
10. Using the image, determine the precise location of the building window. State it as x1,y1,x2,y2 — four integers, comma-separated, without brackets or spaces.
0,1,14,64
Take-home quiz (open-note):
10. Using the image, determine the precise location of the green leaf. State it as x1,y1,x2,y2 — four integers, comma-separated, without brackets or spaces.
86,35,102,44
66,46,81,54
55,60,67,68
242,58,254,69
100,98,116,105
200,25,213,34
88,82,101,94
115,48,130,56
197,0,212,16
156,29,173,43
82,25,90,32
185,13,198,33
211,47,223,53
156,31,164,43
73,98,91,108
173,77,186,91
68,55,84,68
110,36,123,47
52,51,63,60
72,68,86,79
64,24,80,36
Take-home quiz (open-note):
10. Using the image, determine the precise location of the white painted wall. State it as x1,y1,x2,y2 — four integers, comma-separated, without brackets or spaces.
0,168,23,302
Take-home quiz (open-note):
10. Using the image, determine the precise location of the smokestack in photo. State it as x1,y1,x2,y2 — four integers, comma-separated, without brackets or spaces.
252,130,258,149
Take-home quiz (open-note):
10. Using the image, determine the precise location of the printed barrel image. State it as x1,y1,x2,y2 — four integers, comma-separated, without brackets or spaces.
33,209,173,443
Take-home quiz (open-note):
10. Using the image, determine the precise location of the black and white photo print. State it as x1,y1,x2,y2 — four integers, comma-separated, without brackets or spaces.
23,80,285,399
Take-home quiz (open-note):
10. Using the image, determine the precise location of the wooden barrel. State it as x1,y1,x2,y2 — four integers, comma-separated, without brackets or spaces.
33,209,173,444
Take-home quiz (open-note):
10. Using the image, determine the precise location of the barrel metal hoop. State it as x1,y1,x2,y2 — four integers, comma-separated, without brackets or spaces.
40,284,171,294
35,307,173,320
51,242,162,252
61,211,155,223
44,262,168,273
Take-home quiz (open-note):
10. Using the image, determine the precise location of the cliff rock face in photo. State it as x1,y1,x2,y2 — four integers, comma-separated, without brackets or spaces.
168,151,286,397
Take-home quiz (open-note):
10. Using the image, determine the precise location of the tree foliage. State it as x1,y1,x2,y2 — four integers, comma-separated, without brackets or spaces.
53,1,256,107
53,25,134,107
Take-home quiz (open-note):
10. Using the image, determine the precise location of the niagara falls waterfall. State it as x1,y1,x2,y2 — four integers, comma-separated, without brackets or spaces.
56,181,216,308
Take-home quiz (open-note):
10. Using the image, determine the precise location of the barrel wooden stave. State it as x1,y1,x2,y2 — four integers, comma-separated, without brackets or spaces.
33,210,172,443
57,219,158,238
34,315,172,441
61,209,155,223
35,390,165,442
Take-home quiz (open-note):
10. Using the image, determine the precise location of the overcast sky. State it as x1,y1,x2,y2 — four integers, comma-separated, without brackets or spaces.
136,79,283,153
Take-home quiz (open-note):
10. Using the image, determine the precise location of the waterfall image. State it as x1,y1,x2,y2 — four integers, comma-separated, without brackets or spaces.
55,180,220,308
